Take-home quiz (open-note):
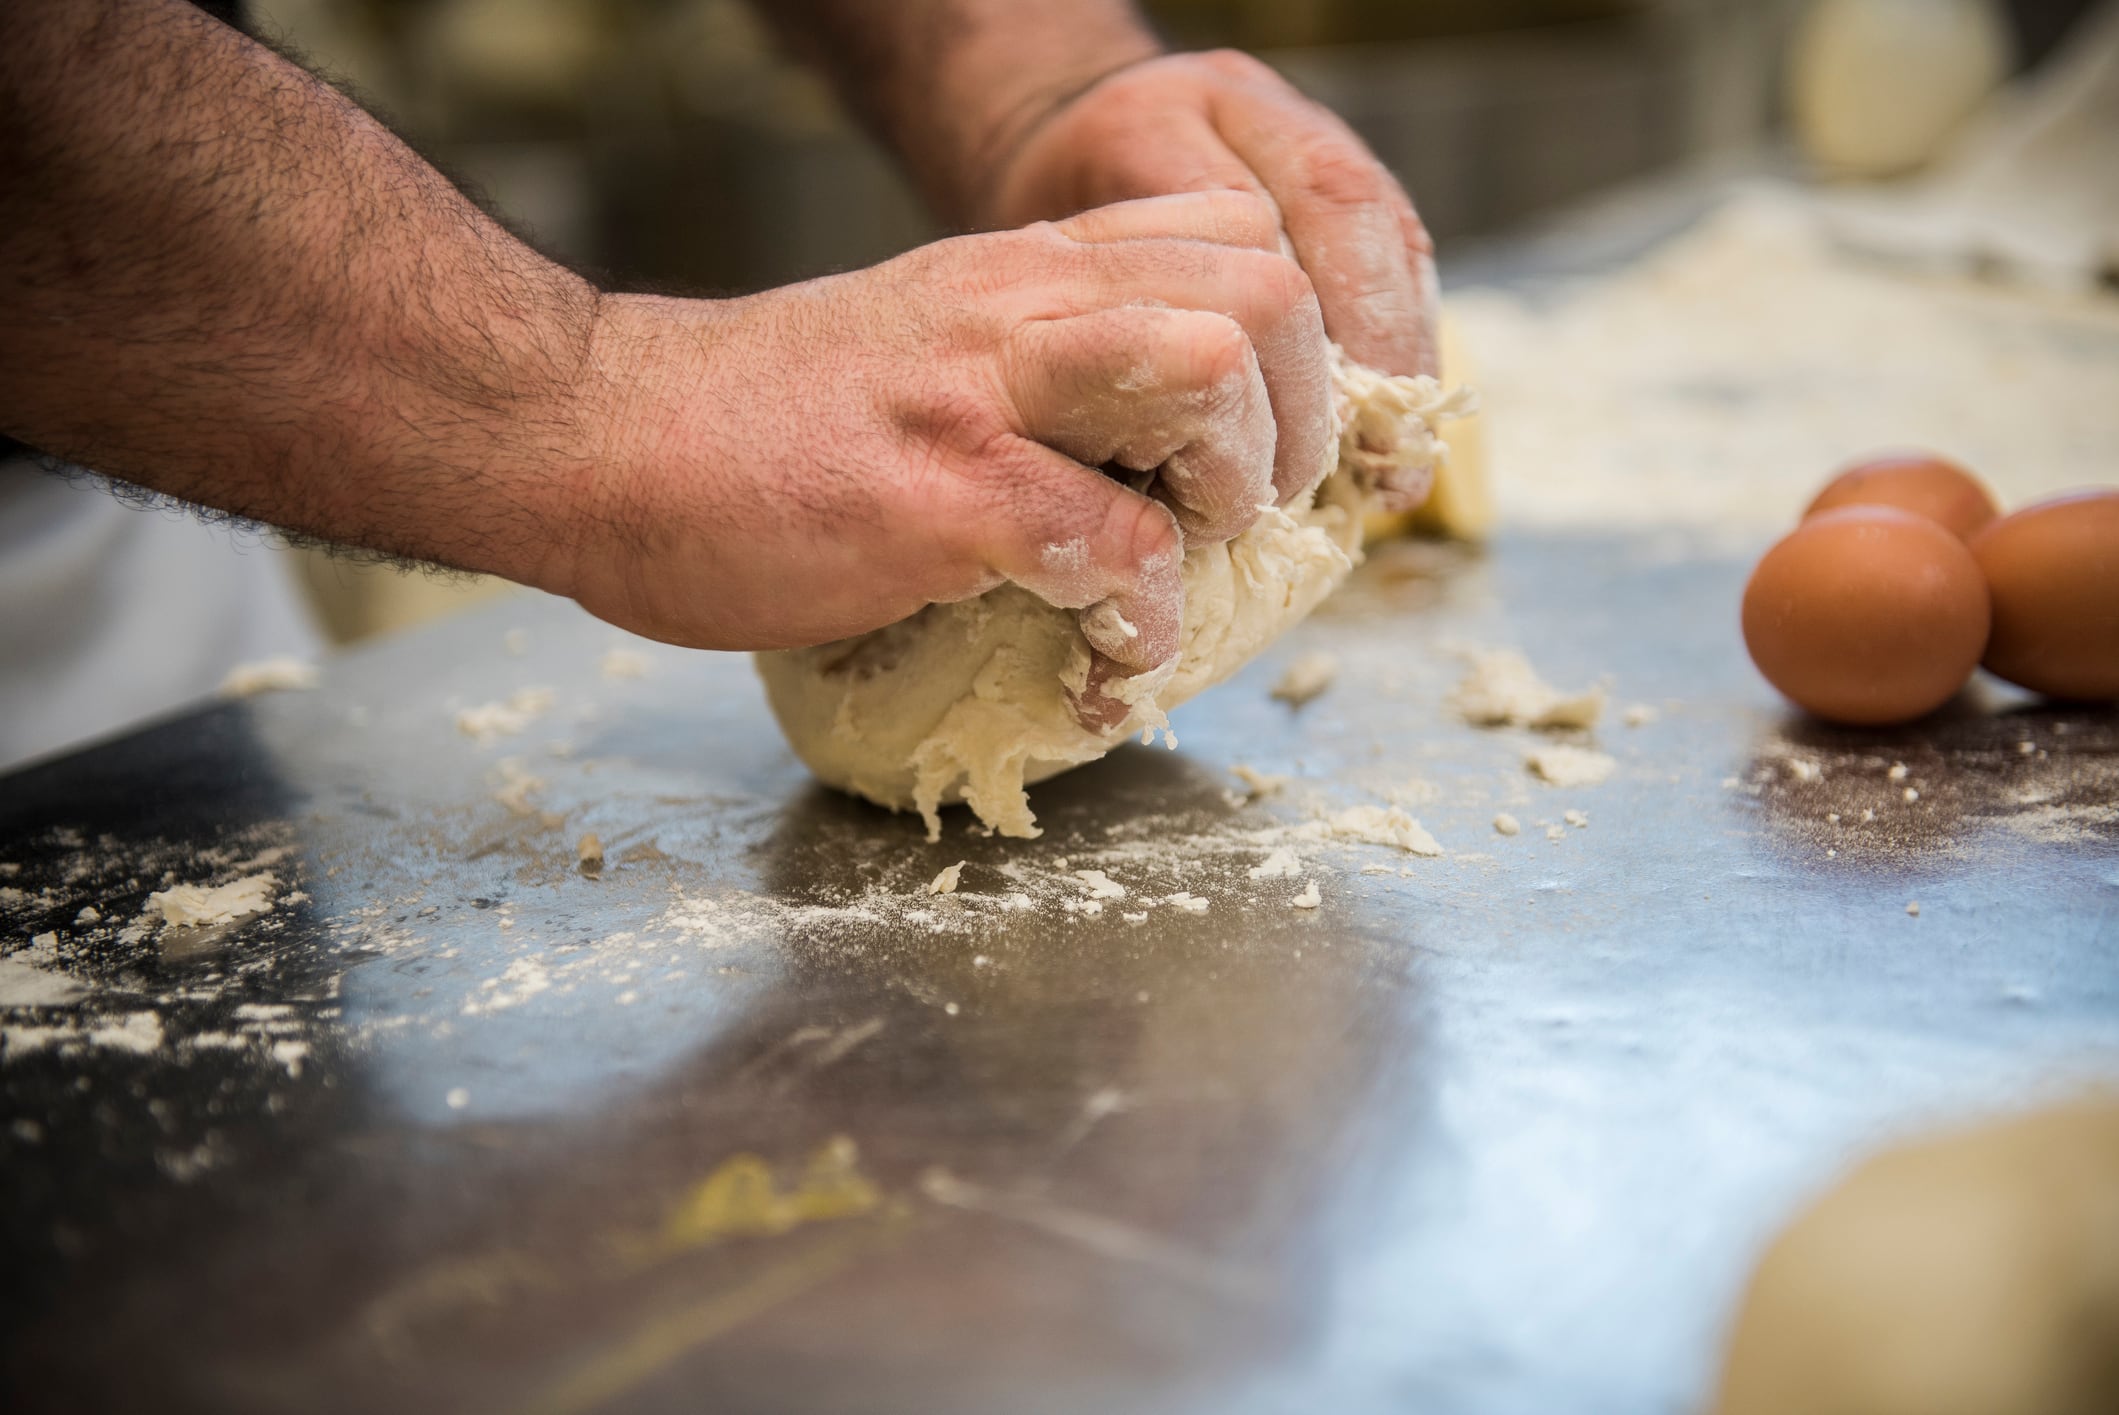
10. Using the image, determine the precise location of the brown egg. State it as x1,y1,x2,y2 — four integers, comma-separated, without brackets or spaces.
1969,490,2119,701
1803,452,1999,541
1743,507,1991,725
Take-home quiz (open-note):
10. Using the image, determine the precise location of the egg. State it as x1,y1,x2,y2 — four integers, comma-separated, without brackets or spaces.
1743,506,1991,725
1969,490,2119,701
1803,452,1999,541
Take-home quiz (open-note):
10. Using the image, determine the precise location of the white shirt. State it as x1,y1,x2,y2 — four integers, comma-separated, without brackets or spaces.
0,457,322,772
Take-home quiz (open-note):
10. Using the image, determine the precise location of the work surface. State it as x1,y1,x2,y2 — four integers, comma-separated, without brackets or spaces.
4,530,2116,1415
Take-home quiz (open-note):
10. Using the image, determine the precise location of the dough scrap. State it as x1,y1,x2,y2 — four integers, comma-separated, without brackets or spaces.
757,352,1468,838
1714,1099,2119,1415
1451,648,1605,730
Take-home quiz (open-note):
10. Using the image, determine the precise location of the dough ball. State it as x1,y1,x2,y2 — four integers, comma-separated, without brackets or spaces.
756,350,1468,838
1713,1099,2119,1415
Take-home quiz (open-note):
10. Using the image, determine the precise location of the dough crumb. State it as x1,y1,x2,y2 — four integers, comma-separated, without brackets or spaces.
1311,805,1443,856
1290,880,1322,909
1622,703,1660,727
1248,847,1304,880
1165,892,1211,913
1075,869,1126,900
1230,764,1292,799
456,688,555,742
0,958,86,1008
1271,652,1340,707
1493,812,1522,837
601,647,652,680
74,906,101,925
502,628,529,656
218,656,319,698
1887,762,1909,782
1906,901,1921,916
1564,809,1590,828
1451,648,1605,730
1546,824,1568,842
577,833,605,875
146,873,276,928
1527,745,1616,788
928,861,966,895
446,1087,470,1109
493,758,546,817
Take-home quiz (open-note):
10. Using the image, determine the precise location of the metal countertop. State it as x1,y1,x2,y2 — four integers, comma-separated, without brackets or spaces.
3,527,2115,1414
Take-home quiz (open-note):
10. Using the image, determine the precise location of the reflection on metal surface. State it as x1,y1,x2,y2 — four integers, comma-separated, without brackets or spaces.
1,531,2114,1415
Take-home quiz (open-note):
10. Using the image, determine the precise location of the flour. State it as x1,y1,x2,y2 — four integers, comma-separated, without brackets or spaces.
1449,187,2119,535
600,647,652,680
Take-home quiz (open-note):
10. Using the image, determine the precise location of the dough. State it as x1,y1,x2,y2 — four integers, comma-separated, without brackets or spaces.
1714,1099,2119,1415
757,351,1467,838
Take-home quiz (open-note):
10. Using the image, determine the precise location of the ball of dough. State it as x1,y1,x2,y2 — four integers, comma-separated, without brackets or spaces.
1713,1099,2119,1415
755,350,1468,838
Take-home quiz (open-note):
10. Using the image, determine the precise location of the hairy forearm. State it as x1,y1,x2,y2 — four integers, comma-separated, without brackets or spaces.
0,0,607,591
758,0,1161,226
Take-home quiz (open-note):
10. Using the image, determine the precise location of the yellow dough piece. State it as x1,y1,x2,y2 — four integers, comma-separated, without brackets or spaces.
1365,311,1492,544
1714,1098,2119,1415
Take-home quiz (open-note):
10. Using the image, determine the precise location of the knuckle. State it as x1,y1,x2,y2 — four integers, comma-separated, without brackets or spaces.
1197,49,1275,85
1292,141,1389,212
1096,489,1177,570
1173,311,1253,389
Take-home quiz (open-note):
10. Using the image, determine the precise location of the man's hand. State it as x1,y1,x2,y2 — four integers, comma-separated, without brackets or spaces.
1,2,1333,729
572,192,1330,722
983,50,1439,388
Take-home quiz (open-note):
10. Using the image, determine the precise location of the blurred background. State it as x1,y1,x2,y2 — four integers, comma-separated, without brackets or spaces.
244,0,2102,639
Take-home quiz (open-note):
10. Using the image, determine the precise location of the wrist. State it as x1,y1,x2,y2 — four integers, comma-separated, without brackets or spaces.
916,12,1162,227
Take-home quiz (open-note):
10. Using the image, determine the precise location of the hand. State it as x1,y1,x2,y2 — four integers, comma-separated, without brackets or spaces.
558,192,1331,723
983,50,1440,438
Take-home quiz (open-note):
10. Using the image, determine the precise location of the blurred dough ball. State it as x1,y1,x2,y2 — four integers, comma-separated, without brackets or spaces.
1714,1099,2119,1415
1365,312,1491,544
1789,0,2012,177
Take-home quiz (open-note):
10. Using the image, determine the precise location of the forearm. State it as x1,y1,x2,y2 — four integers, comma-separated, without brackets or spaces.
758,0,1162,226
0,0,607,593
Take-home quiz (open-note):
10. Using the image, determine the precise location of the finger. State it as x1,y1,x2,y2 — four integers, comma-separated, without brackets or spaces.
1208,77,1439,378
942,435,1186,685
1051,190,1282,253
1056,238,1334,507
1003,306,1275,544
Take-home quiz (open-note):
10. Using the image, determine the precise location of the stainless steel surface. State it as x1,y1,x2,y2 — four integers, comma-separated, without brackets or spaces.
3,530,2116,1415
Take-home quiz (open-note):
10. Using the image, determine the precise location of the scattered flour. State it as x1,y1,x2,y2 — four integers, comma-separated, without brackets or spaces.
601,647,652,680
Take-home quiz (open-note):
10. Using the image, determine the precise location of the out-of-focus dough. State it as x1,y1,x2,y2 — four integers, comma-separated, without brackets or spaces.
757,351,1467,839
1714,1098,2119,1415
